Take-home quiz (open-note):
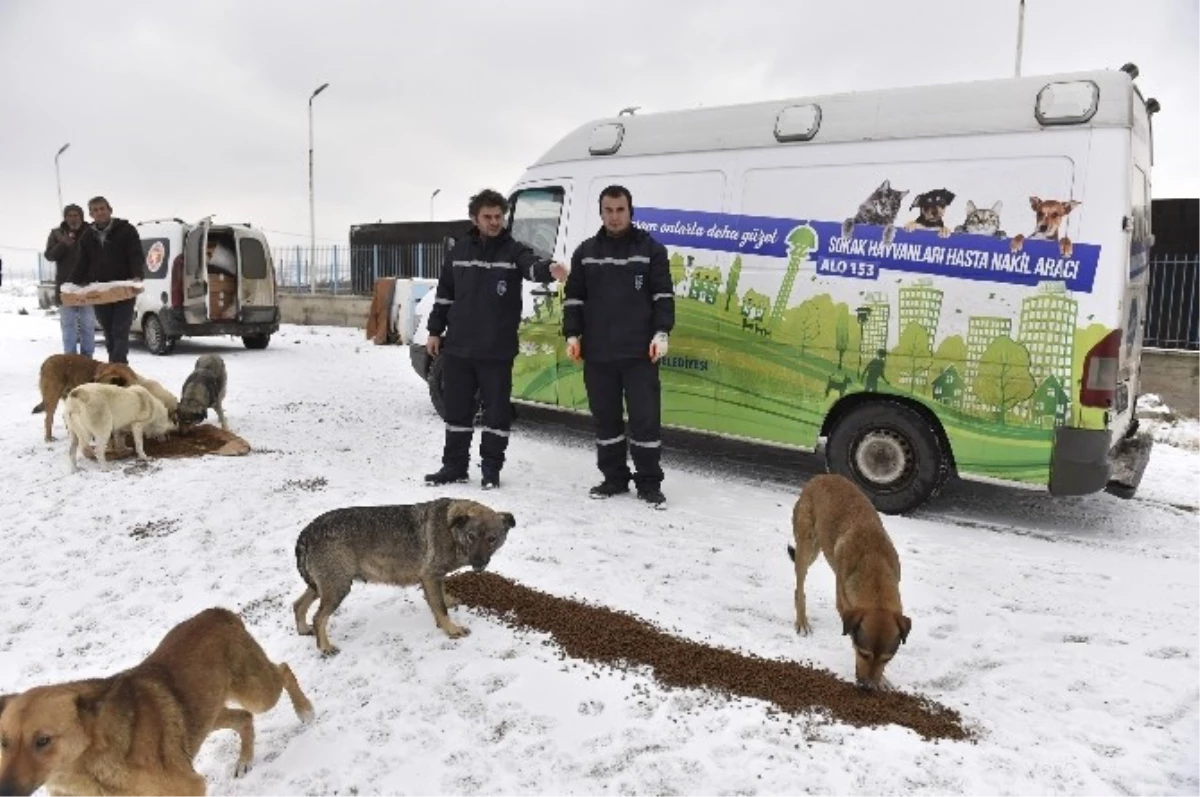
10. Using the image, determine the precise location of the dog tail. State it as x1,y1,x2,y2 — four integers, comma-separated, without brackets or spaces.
294,536,317,592
32,401,44,414
786,544,796,562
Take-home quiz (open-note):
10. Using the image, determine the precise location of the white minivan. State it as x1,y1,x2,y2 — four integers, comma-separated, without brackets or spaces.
133,217,280,354
410,65,1159,513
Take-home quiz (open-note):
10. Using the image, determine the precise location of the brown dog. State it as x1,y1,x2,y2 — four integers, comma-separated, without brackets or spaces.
787,474,911,691
31,354,139,443
1010,196,1081,257
0,608,314,796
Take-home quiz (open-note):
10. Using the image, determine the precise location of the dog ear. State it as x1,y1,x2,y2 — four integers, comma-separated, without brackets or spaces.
943,190,956,204
499,512,516,530
1029,196,1043,211
896,614,912,644
910,193,924,210
841,609,866,638
1064,199,1081,214
0,692,14,718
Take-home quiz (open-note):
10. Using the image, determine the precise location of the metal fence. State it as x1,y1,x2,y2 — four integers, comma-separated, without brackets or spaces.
274,244,446,295
1145,254,1199,351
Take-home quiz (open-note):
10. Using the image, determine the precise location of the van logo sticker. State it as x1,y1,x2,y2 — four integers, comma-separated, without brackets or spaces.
496,280,507,297
634,275,644,290
630,206,1101,293
143,240,168,277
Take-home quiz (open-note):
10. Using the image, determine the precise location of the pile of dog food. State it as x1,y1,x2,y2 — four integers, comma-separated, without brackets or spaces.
84,425,250,461
445,571,972,742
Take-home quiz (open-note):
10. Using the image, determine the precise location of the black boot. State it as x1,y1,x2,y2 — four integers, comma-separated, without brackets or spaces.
589,479,630,499
425,466,468,486
636,485,666,509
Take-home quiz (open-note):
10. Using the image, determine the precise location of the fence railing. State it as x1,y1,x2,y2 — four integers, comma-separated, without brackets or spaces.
1145,254,1199,351
274,244,445,295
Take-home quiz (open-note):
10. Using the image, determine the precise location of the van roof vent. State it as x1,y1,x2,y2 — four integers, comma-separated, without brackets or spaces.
588,122,625,156
774,103,822,142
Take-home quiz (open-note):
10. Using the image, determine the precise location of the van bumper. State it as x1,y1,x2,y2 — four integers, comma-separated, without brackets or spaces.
409,343,431,379
160,308,280,337
1048,422,1153,499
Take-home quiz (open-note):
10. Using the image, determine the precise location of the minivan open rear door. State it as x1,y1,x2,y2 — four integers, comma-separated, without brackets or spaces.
236,231,277,323
182,219,211,325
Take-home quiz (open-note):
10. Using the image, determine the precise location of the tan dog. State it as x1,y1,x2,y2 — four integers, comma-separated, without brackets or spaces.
63,384,174,472
787,474,911,691
133,375,180,426
0,608,314,796
1010,196,1082,257
31,354,139,443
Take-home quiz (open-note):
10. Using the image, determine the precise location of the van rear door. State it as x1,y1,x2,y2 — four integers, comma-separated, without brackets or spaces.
181,219,211,324
1115,166,1152,439
235,231,277,323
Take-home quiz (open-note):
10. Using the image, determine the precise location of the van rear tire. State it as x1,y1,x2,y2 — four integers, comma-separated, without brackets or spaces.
143,314,175,356
825,400,949,515
243,334,271,350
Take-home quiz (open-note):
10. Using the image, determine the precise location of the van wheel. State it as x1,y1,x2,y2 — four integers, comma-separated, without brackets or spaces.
143,314,175,356
243,334,271,350
426,354,482,422
825,400,949,515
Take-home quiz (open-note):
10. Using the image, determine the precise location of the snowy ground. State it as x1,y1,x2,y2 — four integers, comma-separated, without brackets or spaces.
0,280,1197,796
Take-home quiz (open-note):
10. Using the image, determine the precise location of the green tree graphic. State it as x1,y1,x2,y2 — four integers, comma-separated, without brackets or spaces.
793,297,822,356
974,336,1036,425
929,335,968,392
834,305,851,370
770,225,817,330
668,252,686,289
889,321,934,393
725,255,743,312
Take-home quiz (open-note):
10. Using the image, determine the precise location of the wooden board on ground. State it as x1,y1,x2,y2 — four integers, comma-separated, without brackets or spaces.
83,424,251,461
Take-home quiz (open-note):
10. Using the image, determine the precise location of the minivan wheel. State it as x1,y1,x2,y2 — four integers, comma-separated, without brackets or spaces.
825,400,949,515
143,314,175,356
426,354,482,422
243,334,270,350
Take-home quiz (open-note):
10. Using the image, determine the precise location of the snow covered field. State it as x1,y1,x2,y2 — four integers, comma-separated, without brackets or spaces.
0,279,1197,796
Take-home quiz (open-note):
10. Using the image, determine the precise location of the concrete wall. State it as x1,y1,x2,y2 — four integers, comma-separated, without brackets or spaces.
1141,350,1199,418
279,294,372,329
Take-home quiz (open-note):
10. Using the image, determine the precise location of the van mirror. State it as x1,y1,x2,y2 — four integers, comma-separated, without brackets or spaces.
588,123,625,156
1035,80,1099,125
774,104,821,142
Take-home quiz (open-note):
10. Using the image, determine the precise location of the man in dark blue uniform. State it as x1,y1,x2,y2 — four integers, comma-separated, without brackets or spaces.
563,185,675,508
424,189,567,489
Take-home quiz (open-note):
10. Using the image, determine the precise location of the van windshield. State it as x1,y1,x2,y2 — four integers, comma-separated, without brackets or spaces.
509,187,565,260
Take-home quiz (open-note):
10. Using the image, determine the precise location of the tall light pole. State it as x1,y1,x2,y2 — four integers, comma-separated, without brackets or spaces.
308,82,329,294
430,188,441,221
1014,0,1026,77
54,143,70,213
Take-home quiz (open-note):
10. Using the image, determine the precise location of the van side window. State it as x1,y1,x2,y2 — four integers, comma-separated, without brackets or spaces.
239,238,268,280
509,188,565,260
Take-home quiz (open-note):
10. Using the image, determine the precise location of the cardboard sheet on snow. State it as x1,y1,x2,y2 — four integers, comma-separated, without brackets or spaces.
60,280,144,307
83,424,250,460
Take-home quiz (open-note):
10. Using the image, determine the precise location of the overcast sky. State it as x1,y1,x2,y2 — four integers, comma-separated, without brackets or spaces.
0,0,1195,274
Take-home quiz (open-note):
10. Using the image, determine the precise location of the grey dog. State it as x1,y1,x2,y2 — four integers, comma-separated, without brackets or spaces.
292,497,516,655
177,354,228,429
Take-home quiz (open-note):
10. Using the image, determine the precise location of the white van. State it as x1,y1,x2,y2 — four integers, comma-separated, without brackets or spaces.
133,218,280,354
410,65,1159,513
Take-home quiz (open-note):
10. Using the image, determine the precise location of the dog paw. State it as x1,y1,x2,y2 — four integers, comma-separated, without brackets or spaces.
903,221,919,232
1060,239,1074,258
319,645,341,657
444,592,461,609
234,759,253,778
1010,234,1025,252
795,621,812,636
938,226,952,239
298,705,316,724
443,623,471,639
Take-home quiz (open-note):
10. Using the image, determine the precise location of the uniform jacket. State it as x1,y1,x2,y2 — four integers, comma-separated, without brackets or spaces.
426,227,554,360
562,225,675,361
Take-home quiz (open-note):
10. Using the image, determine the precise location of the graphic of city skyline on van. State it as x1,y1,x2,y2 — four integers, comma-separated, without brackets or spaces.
511,185,1115,487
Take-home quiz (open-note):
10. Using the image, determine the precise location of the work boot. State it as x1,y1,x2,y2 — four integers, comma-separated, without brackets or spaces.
481,464,501,490
425,466,468,486
589,479,630,499
636,486,667,509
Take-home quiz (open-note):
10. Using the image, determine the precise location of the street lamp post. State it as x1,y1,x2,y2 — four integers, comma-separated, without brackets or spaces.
55,143,70,213
308,82,329,294
430,188,441,221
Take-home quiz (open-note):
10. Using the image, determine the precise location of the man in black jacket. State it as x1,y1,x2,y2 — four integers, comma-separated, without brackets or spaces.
44,203,96,357
563,185,675,507
69,196,144,364
424,189,567,489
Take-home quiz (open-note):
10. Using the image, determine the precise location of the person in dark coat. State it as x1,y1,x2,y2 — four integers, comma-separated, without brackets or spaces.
69,196,144,364
424,189,568,489
44,203,96,357
562,185,675,507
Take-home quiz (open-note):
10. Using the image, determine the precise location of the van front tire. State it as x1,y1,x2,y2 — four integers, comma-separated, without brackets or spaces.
143,314,175,356
825,400,949,515
243,334,271,350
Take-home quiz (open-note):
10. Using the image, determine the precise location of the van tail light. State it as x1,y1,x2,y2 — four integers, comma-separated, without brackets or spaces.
170,255,184,308
1080,329,1121,408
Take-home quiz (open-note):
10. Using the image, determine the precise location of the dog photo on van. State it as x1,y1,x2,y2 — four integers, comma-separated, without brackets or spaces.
1010,196,1082,257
